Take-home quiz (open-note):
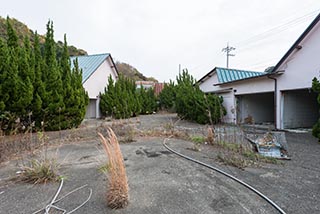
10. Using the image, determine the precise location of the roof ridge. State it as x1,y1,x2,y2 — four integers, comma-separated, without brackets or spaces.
70,53,110,58
216,67,262,73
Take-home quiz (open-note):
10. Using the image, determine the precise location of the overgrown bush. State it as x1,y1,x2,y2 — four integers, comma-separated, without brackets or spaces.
0,18,88,133
174,69,226,124
100,75,157,119
138,87,157,114
158,80,176,110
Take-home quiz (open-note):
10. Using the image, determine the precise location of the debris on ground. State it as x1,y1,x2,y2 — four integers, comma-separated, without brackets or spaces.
246,132,290,160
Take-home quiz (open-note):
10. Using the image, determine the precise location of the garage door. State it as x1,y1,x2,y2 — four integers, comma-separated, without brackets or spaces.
85,99,97,119
282,89,319,129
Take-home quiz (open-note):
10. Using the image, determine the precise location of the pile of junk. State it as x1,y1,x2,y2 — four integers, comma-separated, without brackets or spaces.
246,131,291,160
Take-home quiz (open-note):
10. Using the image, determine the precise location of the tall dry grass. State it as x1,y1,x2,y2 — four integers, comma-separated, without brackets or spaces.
98,128,129,209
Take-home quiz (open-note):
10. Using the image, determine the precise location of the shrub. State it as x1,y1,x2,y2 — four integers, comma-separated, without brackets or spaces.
158,80,176,110
174,69,226,124
100,75,157,119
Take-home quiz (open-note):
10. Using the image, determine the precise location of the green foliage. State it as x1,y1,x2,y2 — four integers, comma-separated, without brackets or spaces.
138,87,157,114
158,80,176,110
190,135,206,143
42,21,64,130
174,69,225,124
100,75,157,119
312,77,320,140
0,19,88,133
0,16,87,56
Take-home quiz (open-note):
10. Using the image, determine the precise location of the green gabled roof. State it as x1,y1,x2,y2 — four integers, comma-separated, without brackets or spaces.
70,53,110,83
215,67,265,84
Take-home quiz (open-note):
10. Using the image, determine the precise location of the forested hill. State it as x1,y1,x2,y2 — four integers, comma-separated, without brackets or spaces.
116,61,158,82
0,16,157,82
0,16,87,56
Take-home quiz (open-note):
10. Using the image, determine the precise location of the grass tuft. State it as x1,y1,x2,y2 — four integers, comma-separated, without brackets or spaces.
98,128,129,209
17,158,60,184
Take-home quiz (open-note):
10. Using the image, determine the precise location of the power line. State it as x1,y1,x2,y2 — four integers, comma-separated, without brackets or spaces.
235,9,320,48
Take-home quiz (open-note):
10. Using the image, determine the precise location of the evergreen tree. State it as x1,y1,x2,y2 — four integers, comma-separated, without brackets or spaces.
5,18,20,114
100,75,115,116
60,34,73,128
31,32,45,127
42,21,64,130
70,58,88,126
159,80,176,110
100,74,142,119
6,16,18,49
16,39,34,117
0,39,9,112
174,69,225,124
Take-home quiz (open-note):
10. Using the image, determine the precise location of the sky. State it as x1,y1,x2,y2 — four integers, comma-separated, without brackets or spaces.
2,0,320,82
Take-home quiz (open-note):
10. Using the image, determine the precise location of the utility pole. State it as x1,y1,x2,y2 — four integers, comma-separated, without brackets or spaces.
222,43,236,68
179,64,181,73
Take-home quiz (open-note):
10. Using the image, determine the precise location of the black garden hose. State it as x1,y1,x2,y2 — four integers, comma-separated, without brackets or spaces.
163,139,286,214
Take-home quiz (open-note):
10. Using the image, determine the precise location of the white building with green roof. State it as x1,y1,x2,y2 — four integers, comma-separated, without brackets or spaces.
71,53,118,119
198,12,320,130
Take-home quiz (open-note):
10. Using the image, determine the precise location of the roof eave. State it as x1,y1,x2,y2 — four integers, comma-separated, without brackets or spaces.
197,67,217,83
272,12,320,73
108,54,119,77
213,73,269,86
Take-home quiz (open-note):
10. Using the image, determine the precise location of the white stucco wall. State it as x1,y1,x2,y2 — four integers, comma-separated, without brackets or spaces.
83,57,117,99
277,24,320,91
276,23,320,129
83,56,117,118
199,73,221,93
199,72,274,124
225,77,274,95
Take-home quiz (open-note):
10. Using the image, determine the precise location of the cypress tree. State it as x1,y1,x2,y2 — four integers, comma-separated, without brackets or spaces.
70,58,88,126
0,39,9,112
100,75,115,117
6,16,18,49
32,32,45,127
43,21,64,130
5,17,20,114
60,34,73,128
15,41,34,117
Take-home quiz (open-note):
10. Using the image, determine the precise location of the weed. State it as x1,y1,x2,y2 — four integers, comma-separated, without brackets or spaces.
98,129,129,209
17,158,60,184
217,153,250,169
163,121,174,134
98,163,112,173
207,127,214,145
190,135,206,143
109,121,135,143
243,151,279,164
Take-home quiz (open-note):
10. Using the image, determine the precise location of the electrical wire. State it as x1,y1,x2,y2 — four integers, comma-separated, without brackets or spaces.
163,138,286,214
235,9,320,47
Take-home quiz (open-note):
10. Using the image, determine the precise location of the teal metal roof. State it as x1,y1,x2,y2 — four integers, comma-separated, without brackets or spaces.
70,53,110,83
216,67,265,84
